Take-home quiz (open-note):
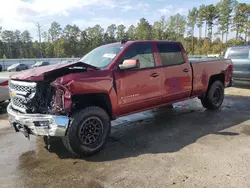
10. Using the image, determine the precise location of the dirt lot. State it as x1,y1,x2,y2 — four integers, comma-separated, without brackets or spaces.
1,87,250,188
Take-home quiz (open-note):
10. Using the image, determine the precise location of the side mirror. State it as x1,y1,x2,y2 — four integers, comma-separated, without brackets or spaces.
119,59,140,70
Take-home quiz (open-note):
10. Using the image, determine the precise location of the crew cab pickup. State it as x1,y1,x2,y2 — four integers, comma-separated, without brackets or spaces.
7,41,233,156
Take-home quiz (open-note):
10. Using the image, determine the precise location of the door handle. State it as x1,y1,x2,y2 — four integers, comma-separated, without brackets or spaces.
150,72,159,77
183,68,189,72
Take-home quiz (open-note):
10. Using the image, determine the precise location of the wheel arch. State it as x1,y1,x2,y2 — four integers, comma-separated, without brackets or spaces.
207,73,225,92
71,93,113,119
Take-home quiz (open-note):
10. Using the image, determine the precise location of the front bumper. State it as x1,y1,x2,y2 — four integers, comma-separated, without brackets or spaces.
7,104,69,137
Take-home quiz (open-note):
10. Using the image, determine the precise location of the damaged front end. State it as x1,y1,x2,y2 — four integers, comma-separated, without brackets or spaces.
7,61,92,137
7,80,71,137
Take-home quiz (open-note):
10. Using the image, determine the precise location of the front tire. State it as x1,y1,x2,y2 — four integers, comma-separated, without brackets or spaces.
201,81,224,110
62,106,111,157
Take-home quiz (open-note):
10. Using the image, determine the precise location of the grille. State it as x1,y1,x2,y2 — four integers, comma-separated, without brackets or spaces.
9,80,37,113
9,83,34,93
12,97,27,110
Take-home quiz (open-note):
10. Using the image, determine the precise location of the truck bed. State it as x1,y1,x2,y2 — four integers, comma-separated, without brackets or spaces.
190,59,233,97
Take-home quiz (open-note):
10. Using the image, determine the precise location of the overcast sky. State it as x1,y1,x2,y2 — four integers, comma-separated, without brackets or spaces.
0,0,249,40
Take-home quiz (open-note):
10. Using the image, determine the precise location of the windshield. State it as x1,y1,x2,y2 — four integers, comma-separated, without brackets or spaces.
227,48,250,59
9,63,19,68
79,45,124,68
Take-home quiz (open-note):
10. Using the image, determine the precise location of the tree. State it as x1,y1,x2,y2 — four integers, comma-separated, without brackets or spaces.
217,0,237,43
116,24,127,41
187,7,198,54
14,30,21,58
127,25,136,40
135,18,152,40
63,24,81,56
79,30,91,55
197,5,206,53
48,21,62,42
152,21,163,40
42,31,49,42
106,24,117,43
21,30,32,58
54,39,66,57
205,5,218,40
0,1,249,59
35,23,43,57
202,38,211,55
232,3,250,42
1,30,15,58
197,5,206,38
32,41,40,58
44,42,54,57
85,25,104,50
167,13,186,40
244,5,250,42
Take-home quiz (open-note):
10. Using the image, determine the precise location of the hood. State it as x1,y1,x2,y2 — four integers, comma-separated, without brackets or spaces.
10,61,98,81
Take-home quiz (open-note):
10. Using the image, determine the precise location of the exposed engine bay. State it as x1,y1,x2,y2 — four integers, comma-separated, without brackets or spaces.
9,62,93,115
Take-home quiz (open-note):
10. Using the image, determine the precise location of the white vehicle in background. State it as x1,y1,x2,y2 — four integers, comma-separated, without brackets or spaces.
0,78,9,103
7,63,28,72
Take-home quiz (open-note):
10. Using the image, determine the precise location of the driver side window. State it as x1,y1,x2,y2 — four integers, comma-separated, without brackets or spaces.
123,44,155,69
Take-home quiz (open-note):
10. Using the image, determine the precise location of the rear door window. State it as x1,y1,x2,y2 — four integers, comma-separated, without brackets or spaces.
157,43,185,66
227,48,250,59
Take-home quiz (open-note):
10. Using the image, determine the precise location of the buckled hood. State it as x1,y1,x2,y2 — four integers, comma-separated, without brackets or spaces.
10,61,98,81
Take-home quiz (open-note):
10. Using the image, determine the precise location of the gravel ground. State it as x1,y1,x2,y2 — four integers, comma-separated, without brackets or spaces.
0,86,250,188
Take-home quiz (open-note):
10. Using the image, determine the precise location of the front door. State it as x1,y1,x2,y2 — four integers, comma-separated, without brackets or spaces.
114,43,162,115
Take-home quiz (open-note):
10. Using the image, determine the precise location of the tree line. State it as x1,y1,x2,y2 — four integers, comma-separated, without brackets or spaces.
0,0,249,59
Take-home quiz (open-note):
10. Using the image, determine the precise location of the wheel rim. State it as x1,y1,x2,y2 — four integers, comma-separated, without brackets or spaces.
78,116,103,146
212,87,222,105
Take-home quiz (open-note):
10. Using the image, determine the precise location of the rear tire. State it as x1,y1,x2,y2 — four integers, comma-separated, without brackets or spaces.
201,80,224,110
62,106,111,157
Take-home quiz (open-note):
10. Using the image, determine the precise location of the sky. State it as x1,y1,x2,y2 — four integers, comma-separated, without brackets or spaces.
0,0,249,40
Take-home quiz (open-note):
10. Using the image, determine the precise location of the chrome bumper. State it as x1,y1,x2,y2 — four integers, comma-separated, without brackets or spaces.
7,104,69,137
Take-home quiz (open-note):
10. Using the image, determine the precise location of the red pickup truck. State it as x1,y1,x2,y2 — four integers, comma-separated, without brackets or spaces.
7,40,233,156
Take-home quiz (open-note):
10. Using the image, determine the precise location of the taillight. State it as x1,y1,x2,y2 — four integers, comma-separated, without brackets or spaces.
0,80,8,86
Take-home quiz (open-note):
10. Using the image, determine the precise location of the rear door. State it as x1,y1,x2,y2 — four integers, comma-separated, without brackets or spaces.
225,47,250,81
114,43,162,115
156,43,192,103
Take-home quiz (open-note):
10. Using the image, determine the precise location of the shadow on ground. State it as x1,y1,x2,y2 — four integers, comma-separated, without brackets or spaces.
43,94,250,162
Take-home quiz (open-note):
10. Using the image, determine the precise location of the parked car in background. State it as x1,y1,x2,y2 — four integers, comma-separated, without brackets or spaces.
0,78,9,103
224,45,250,85
56,60,72,64
32,61,50,68
7,40,233,156
7,63,28,72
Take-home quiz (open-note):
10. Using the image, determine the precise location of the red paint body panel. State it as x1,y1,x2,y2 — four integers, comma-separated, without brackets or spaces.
10,61,97,81
10,40,234,118
114,42,162,115
52,70,120,117
191,59,233,96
